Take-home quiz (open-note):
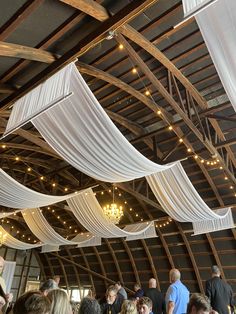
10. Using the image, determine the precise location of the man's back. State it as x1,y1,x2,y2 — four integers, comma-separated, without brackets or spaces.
145,288,165,314
165,280,189,314
205,276,234,314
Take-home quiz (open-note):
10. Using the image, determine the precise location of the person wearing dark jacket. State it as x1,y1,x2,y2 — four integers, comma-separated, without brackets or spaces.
205,265,234,314
100,285,124,314
145,278,166,314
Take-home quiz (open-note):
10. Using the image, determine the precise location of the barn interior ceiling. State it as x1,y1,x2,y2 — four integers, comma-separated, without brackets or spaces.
0,0,235,296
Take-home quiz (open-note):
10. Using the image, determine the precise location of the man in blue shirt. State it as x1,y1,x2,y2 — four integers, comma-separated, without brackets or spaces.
165,269,189,314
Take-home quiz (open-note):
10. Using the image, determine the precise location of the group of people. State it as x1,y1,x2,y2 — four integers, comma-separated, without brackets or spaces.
96,266,234,314
0,253,234,314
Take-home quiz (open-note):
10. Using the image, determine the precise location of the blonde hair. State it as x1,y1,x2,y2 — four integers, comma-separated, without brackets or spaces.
120,300,137,314
47,289,72,314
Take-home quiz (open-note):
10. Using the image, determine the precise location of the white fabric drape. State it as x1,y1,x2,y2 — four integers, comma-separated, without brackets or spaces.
124,221,157,241
67,188,156,238
195,0,236,112
41,245,60,253
182,0,218,18
192,208,235,235
0,168,76,209
146,162,234,234
0,226,41,250
30,64,175,182
22,208,101,246
2,261,16,293
3,64,73,137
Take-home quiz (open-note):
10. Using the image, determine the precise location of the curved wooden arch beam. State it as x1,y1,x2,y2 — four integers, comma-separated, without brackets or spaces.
122,239,141,286
205,233,226,280
34,251,48,282
175,221,204,294
45,253,55,278
93,246,107,287
141,238,160,290
0,41,56,63
56,252,70,293
156,226,175,269
79,247,95,291
104,238,123,284
65,248,83,299
77,62,171,122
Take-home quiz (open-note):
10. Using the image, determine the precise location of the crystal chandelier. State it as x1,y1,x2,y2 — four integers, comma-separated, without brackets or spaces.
0,231,7,246
103,186,124,224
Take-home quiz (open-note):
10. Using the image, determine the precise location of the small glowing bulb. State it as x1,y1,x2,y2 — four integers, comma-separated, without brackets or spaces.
101,191,104,195
230,186,233,189
64,187,68,192
179,138,183,143
194,155,198,159
130,208,133,211
219,166,223,169
187,148,191,152
224,176,228,180
52,183,56,187
145,90,150,96
136,214,139,217
75,229,78,233
157,110,161,115
118,44,124,50
200,159,204,163
168,125,173,130
1,145,6,149
15,157,19,161
27,167,31,172
132,68,137,74
47,207,50,210
207,161,210,165
40,176,44,180
57,216,60,219
52,209,55,213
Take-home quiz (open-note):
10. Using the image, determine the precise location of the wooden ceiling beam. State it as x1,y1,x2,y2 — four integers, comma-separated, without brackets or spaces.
0,0,157,110
60,0,109,22
0,41,56,63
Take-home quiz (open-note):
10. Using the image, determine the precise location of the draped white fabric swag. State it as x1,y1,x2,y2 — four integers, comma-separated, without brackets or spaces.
67,188,156,239
2,261,16,293
3,63,234,234
3,64,73,137
0,168,75,209
195,0,236,112
146,162,234,235
41,244,60,253
182,0,218,18
22,208,101,247
0,226,41,250
30,64,175,182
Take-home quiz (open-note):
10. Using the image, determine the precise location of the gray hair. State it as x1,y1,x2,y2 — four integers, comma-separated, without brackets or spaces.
39,279,57,293
79,297,101,314
211,265,220,275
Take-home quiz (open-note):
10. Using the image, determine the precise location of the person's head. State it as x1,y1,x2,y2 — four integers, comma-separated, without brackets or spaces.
187,293,211,314
148,278,156,288
39,279,58,296
115,281,123,290
106,285,118,304
211,266,220,278
79,297,101,314
169,269,181,283
134,283,141,292
138,297,153,314
53,275,60,285
13,291,51,314
47,289,72,314
0,256,5,275
120,300,138,314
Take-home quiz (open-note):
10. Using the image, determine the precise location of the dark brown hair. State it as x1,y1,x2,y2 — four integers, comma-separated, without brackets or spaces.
13,291,51,314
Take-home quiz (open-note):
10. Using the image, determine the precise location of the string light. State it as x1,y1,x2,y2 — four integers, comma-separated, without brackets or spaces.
168,125,173,131
118,44,124,50
145,90,150,96
132,68,137,74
